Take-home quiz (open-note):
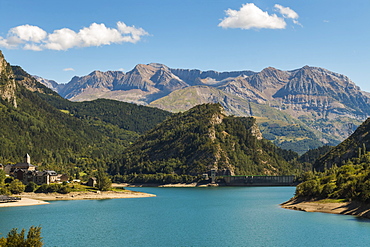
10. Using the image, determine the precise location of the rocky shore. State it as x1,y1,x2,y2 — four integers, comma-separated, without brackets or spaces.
281,197,370,219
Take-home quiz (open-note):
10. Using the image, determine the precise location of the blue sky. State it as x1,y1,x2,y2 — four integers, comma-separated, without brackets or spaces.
0,0,369,92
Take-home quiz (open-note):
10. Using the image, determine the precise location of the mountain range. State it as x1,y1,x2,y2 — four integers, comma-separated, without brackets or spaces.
0,50,298,179
36,63,370,153
3,48,370,180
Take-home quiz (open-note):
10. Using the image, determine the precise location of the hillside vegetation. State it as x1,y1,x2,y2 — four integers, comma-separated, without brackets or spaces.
314,117,370,171
38,94,172,134
0,52,169,179
296,154,370,203
109,103,299,181
293,116,370,202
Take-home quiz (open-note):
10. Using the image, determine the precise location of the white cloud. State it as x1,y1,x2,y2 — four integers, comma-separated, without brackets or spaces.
45,28,80,50
218,3,301,30
274,4,298,19
9,25,47,43
218,3,286,30
63,68,75,71
274,4,301,26
0,22,149,51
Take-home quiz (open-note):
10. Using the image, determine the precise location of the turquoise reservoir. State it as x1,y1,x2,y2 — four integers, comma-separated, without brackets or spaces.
1,187,370,246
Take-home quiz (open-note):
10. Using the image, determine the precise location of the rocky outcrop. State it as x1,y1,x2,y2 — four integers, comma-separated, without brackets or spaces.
33,75,60,92
0,51,17,107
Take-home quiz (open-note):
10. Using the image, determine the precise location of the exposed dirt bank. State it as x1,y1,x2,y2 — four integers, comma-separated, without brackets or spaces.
281,197,370,219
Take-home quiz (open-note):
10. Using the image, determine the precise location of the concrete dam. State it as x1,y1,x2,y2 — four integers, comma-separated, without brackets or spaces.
222,175,295,186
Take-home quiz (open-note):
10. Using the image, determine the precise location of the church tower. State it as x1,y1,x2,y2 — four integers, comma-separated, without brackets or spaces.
24,153,31,164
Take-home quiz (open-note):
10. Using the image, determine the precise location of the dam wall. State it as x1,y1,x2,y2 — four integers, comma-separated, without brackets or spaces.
223,175,295,186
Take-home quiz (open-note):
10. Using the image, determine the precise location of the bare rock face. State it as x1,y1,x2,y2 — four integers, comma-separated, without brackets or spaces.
273,66,370,119
250,122,263,140
114,63,189,93
59,70,124,99
33,75,60,92
0,51,17,107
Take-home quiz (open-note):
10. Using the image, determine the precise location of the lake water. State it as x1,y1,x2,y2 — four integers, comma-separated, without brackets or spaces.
1,187,370,246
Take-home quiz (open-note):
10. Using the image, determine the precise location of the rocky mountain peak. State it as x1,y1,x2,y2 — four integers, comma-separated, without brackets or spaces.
132,64,158,78
59,70,124,98
248,67,289,93
148,63,169,70
30,60,370,151
34,75,59,92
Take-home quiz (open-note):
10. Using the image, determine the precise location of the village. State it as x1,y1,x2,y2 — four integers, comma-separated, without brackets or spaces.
1,154,69,185
0,154,100,202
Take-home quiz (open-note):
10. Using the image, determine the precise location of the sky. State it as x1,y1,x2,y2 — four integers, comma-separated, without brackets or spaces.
0,0,369,92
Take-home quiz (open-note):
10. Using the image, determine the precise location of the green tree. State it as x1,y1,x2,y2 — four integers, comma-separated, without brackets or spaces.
57,185,71,194
24,182,37,192
24,226,43,247
96,170,112,191
0,169,6,185
9,179,25,194
0,186,11,195
5,228,25,246
0,226,42,247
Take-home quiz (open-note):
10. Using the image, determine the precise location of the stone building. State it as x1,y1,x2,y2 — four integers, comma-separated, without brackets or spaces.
10,154,61,185
87,177,97,187
9,154,37,174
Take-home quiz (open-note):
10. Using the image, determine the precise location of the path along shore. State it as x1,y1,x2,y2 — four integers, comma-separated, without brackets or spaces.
281,197,370,219
0,190,156,208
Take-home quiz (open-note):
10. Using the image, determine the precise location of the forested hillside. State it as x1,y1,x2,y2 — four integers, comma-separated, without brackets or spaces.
293,117,370,202
314,117,370,171
109,103,299,181
0,67,127,175
38,94,171,134
0,52,169,179
296,154,370,203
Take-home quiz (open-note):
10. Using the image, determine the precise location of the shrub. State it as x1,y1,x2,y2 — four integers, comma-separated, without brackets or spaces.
25,182,38,192
9,179,25,194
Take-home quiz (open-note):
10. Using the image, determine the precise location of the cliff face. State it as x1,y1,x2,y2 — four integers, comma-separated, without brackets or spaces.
0,51,17,107
274,66,370,118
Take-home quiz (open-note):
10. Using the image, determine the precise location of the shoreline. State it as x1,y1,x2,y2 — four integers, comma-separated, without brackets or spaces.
118,183,218,187
0,189,156,208
281,197,370,219
0,197,50,207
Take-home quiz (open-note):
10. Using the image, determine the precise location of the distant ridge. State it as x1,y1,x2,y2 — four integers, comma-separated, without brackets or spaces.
35,63,370,153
